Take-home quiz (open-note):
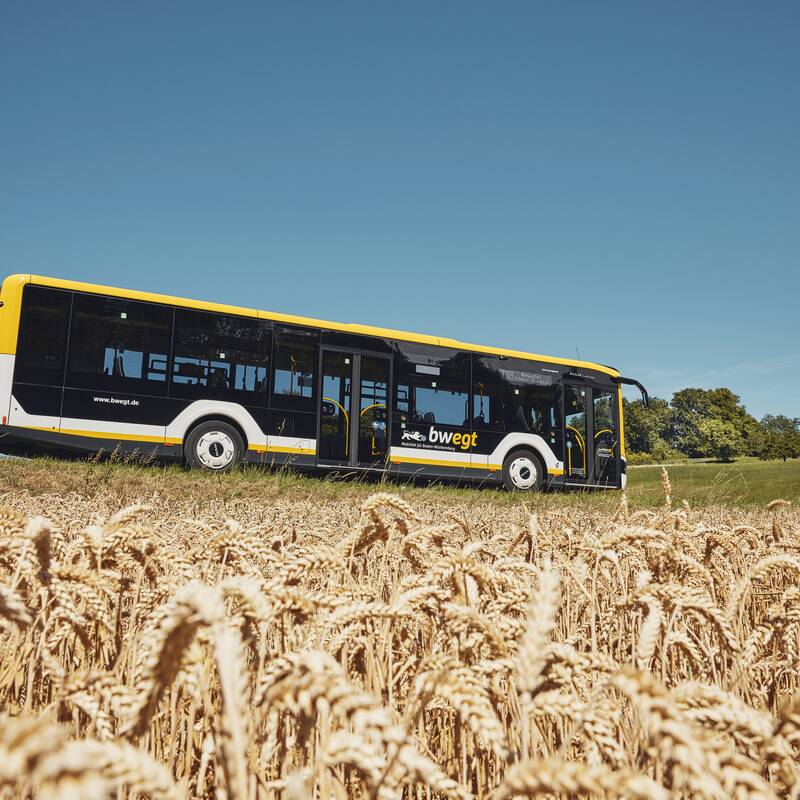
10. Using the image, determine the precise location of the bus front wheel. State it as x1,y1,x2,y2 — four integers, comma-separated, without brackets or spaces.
502,449,543,492
185,420,244,471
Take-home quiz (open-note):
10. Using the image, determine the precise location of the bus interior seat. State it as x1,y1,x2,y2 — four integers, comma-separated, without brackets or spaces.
113,354,125,377
423,412,435,424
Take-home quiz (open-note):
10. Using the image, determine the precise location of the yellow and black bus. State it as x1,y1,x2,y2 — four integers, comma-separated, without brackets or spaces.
0,274,647,491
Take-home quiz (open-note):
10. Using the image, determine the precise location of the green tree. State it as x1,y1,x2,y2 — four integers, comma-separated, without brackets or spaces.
622,397,671,454
669,388,712,456
669,387,760,457
698,418,744,462
759,415,800,461
704,388,762,456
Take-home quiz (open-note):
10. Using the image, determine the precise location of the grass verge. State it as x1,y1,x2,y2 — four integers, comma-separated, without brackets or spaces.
0,451,796,509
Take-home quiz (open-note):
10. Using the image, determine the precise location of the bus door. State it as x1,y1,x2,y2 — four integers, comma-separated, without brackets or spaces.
591,388,620,486
563,383,590,484
317,349,391,468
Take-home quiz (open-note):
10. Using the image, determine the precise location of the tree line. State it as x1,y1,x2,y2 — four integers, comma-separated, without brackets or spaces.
622,387,800,463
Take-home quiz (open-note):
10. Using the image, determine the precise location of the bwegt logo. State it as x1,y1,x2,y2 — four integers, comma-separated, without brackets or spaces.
427,426,478,451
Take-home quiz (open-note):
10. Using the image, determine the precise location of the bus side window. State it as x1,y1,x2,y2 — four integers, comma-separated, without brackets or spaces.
412,380,469,426
67,294,171,396
14,285,71,386
171,309,271,404
270,326,318,412
395,344,470,427
395,384,410,414
472,354,561,436
471,381,504,430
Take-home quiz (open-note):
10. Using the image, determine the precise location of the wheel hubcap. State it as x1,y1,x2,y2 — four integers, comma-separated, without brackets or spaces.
509,456,537,490
196,431,235,469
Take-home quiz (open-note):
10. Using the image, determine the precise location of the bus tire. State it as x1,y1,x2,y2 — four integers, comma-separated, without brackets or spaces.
502,449,544,492
185,420,245,472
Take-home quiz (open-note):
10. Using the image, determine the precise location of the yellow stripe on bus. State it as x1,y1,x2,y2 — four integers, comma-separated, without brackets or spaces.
251,444,316,456
391,455,493,470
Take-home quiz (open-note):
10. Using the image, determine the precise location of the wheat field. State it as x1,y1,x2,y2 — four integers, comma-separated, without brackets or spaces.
1,466,799,799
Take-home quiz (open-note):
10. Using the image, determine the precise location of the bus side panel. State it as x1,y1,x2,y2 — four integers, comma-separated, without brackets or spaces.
247,407,317,457
0,354,14,424
59,389,182,444
9,384,62,434
0,275,29,425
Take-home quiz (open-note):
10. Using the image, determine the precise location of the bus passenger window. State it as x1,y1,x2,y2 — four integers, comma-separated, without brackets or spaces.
14,285,71,386
67,294,171,396
395,344,470,427
395,384,410,414
472,354,561,435
530,399,557,434
471,382,504,430
171,309,270,403
413,382,469,426
271,326,318,411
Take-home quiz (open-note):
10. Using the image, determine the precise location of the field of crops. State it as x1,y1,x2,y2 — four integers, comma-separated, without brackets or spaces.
2,462,800,799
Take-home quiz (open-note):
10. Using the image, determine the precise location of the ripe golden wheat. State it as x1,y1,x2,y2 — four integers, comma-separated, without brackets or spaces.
1,473,799,798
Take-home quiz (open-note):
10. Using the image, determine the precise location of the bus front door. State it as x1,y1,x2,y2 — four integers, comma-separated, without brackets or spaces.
563,383,590,484
591,388,620,486
563,382,621,487
317,349,391,469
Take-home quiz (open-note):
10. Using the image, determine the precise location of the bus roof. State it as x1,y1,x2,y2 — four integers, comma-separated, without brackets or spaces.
6,274,620,378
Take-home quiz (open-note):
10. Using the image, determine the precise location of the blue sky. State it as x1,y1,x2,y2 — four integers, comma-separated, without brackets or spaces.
2,2,798,419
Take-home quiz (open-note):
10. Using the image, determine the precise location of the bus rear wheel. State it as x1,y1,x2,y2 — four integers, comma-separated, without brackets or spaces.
185,420,244,471
502,449,543,492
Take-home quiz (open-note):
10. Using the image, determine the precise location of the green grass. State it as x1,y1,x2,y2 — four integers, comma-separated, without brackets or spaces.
626,456,800,507
0,452,797,510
